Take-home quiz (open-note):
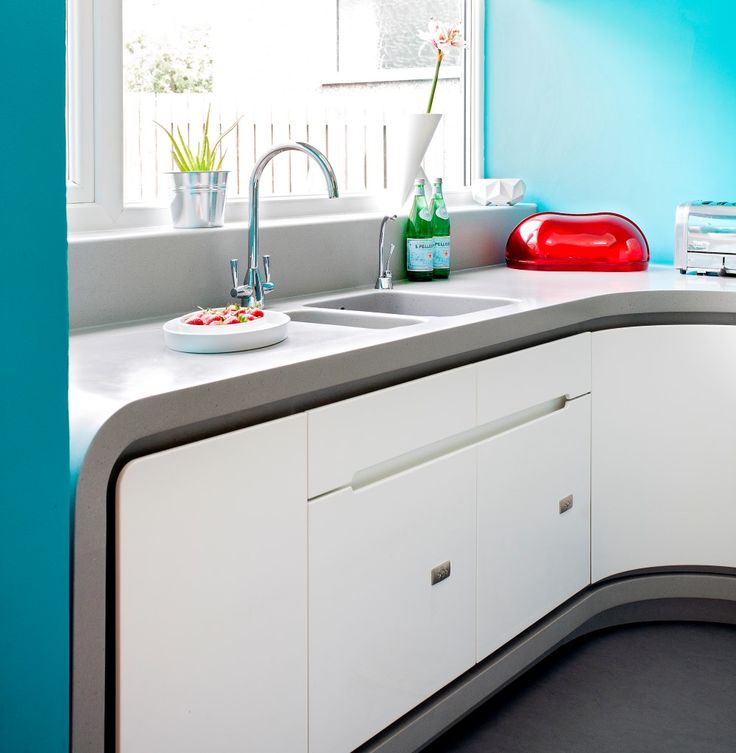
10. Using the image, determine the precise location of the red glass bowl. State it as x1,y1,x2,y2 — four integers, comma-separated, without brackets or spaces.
506,212,649,272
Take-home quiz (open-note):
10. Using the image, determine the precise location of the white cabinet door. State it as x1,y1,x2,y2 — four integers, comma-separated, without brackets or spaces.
309,447,477,753
116,415,308,753
592,326,736,581
477,397,591,661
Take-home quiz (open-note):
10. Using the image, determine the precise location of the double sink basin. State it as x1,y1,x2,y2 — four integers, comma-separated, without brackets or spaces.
284,290,518,329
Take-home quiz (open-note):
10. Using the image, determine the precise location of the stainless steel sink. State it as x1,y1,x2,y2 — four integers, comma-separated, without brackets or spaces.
285,308,424,329
304,291,518,317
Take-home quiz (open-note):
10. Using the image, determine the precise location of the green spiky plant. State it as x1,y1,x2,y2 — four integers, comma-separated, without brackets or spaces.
155,106,240,172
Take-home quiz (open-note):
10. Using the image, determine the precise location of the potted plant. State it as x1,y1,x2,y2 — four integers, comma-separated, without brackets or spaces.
394,21,467,205
155,107,240,228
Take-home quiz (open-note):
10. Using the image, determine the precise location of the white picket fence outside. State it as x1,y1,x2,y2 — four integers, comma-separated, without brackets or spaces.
124,91,464,203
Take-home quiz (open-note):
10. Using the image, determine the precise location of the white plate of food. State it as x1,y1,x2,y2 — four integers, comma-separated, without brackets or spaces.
163,305,290,354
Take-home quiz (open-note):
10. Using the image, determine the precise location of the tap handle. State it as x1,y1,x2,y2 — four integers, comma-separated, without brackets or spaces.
229,258,253,299
262,254,275,293
230,259,240,289
385,243,396,271
374,243,396,289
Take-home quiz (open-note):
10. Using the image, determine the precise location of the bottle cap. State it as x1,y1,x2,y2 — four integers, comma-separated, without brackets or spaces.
435,178,443,184
415,178,426,185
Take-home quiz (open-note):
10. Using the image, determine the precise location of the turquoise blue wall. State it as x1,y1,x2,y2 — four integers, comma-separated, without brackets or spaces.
0,1,69,751
1,3,734,749
485,1,736,263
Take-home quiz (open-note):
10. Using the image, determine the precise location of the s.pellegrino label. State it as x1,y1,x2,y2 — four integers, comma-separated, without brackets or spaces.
434,236,451,270
432,178,451,278
406,180,434,281
407,238,435,271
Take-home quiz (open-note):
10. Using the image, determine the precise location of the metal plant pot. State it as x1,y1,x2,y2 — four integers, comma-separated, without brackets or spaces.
168,171,229,229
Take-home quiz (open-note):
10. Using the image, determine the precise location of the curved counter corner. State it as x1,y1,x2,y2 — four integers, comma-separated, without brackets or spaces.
70,265,736,753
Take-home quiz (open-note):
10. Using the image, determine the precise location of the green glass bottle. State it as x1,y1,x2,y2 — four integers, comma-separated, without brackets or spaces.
432,178,451,279
406,180,434,282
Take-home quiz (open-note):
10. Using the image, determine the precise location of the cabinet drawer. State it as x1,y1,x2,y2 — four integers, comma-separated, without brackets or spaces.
477,397,591,661
308,364,476,498
477,333,590,425
309,447,476,753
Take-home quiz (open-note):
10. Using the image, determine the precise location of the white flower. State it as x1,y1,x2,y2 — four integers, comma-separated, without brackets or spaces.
419,19,469,113
418,20,467,54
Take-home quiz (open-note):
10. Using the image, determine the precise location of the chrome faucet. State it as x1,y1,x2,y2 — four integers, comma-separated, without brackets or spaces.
230,142,339,309
375,215,398,290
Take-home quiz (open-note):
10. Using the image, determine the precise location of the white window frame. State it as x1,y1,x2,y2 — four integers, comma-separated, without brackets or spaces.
322,66,462,87
66,0,484,234
66,0,95,202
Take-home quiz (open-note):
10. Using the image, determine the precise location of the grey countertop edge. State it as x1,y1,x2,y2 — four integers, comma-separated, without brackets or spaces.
70,270,736,753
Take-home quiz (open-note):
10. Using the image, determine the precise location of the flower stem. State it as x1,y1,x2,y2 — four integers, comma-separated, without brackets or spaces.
426,50,444,114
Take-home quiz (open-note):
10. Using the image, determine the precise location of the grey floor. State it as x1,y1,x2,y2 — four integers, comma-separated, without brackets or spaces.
425,623,736,753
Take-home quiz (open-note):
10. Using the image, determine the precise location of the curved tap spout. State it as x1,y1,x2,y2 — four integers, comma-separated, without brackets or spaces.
234,142,339,309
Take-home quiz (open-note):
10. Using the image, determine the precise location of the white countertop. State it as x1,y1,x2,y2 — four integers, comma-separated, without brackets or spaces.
69,263,736,478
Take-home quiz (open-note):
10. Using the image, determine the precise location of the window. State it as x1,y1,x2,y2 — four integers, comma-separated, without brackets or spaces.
67,0,483,231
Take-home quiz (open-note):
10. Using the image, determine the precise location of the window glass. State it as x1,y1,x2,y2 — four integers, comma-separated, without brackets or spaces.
338,0,462,72
123,0,465,203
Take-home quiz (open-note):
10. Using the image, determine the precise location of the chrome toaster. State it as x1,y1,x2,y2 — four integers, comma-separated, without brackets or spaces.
676,201,736,275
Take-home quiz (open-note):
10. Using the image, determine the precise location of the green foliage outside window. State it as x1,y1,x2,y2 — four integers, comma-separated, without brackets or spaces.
125,26,213,93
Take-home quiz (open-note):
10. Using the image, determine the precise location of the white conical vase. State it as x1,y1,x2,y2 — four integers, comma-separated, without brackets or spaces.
389,113,442,207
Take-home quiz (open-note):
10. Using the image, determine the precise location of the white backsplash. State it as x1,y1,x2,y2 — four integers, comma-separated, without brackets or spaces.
68,203,535,329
